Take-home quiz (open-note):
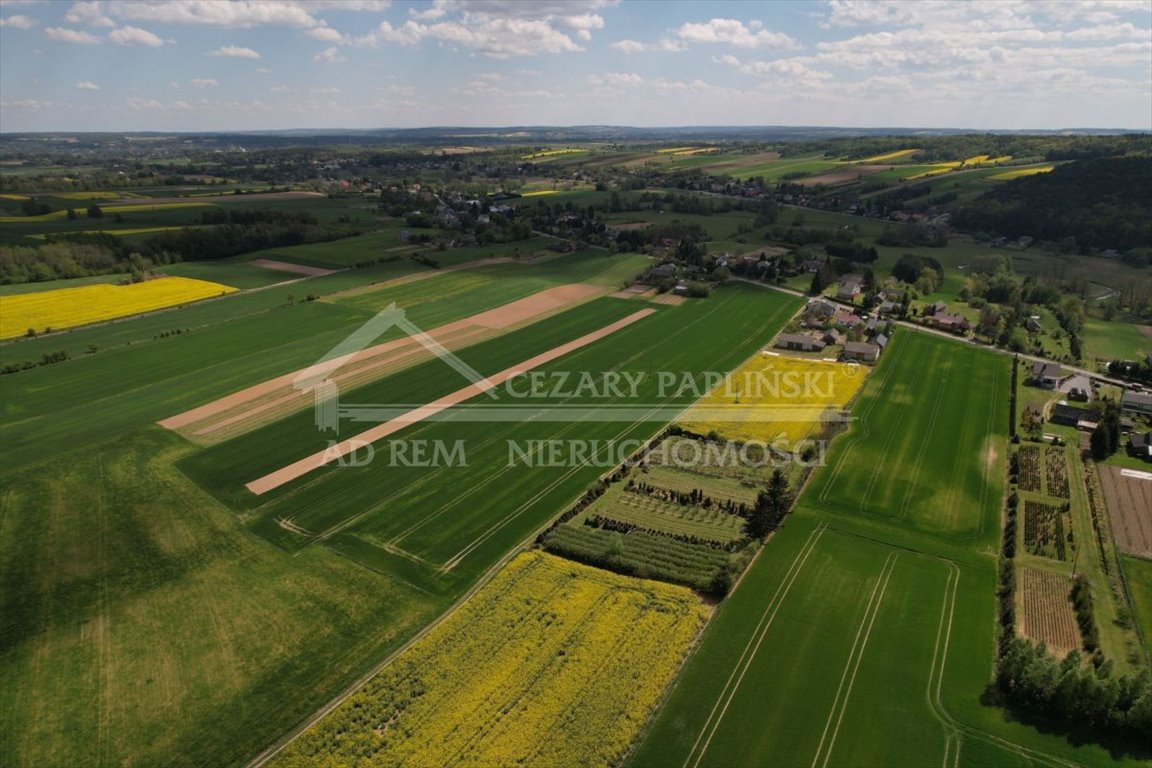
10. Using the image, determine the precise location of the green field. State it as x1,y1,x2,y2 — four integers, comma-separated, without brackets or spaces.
806,330,1008,547
0,251,645,474
181,285,803,589
1083,317,1150,362
629,330,1137,768
0,428,439,768
1121,556,1152,653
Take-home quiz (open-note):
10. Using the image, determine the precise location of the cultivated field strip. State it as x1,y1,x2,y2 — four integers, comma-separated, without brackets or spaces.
1098,466,1152,558
266,552,708,768
1019,568,1080,653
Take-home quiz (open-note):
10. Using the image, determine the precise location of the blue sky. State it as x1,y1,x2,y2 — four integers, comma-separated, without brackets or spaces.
1,0,1149,132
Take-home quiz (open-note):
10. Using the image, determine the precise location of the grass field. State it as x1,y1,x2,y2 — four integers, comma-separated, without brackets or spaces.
679,354,870,446
268,551,707,768
0,253,648,474
629,330,1136,768
1083,317,1150,362
805,331,1008,545
1120,556,1152,651
0,428,439,768
0,276,237,339
180,285,802,587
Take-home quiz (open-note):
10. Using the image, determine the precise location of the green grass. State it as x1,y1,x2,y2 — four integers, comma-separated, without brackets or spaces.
0,273,130,296
1083,317,1150,363
805,330,1009,548
0,428,439,768
161,260,304,289
631,329,1144,767
1120,556,1152,652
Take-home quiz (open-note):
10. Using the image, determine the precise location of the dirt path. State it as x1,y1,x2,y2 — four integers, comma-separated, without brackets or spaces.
244,308,656,495
248,259,337,277
159,283,607,437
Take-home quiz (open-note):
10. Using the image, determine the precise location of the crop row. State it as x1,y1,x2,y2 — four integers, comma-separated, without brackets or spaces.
1023,500,1072,561
1017,445,1042,493
541,525,730,593
1045,446,1070,499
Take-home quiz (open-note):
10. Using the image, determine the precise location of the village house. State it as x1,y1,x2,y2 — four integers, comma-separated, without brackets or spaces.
836,276,862,301
1121,390,1152,418
1030,361,1064,389
833,311,863,328
926,312,970,333
1050,403,1099,430
804,299,836,323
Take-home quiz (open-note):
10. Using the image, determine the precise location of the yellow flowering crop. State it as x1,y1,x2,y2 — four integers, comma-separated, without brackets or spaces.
0,276,237,338
988,165,1054,180
679,354,870,444
858,148,919,163
270,551,708,768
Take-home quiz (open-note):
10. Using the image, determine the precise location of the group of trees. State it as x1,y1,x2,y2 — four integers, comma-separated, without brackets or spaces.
954,157,1152,253
1089,402,1122,460
745,470,794,540
995,639,1152,745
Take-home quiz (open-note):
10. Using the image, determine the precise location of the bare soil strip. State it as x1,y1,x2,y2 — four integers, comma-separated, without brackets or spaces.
158,283,604,437
248,259,337,277
245,308,656,495
1099,465,1152,558
1019,567,1080,654
649,294,687,306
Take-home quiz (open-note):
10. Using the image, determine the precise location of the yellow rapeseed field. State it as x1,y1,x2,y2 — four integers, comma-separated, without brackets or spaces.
988,165,1054,180
270,551,708,768
0,276,237,338
963,154,990,164
680,353,870,445
859,148,919,163
520,189,560,197
520,148,584,160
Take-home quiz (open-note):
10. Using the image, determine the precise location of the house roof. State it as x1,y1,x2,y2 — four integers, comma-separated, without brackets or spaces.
1032,361,1062,378
777,332,824,347
1131,433,1150,450
844,341,879,355
1121,390,1152,407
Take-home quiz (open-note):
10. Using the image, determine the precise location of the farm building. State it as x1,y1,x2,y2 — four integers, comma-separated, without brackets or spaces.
1121,390,1152,417
926,313,970,333
1128,433,1152,462
843,341,881,363
1050,403,1099,430
800,259,825,273
1030,361,1064,389
877,300,903,316
776,333,826,353
822,329,844,345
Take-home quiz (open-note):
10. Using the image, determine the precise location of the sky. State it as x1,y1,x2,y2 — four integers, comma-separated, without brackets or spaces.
0,0,1150,132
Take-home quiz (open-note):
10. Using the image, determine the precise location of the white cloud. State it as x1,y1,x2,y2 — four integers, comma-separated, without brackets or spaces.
106,1,319,28
610,38,686,53
255,66,271,73
310,86,341,93
313,45,346,62
678,18,800,49
305,25,343,42
588,71,643,86
207,44,261,58
269,84,294,92
108,25,163,46
76,80,100,90
44,26,101,43
64,1,114,26
0,13,35,28
190,77,218,87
